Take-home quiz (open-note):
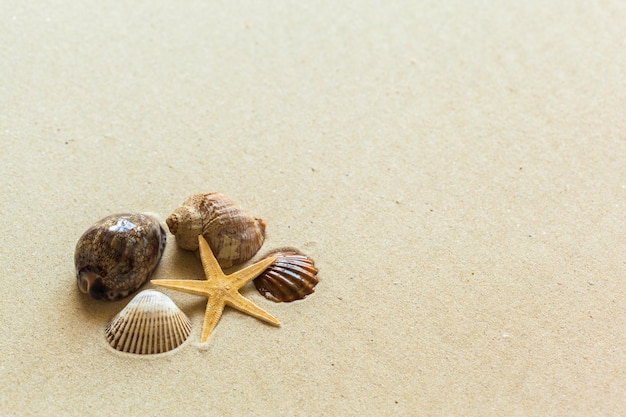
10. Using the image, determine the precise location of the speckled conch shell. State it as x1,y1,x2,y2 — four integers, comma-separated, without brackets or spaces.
254,249,319,302
75,213,166,301
166,192,266,268
105,290,191,355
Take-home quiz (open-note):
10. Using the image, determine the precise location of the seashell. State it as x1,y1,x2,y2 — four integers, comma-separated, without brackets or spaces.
253,249,319,303
75,213,166,301
105,290,191,354
166,192,266,268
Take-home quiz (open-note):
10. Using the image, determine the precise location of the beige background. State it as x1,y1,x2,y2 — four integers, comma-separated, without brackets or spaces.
1,0,625,415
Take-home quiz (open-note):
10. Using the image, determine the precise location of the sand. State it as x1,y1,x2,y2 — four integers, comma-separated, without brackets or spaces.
1,0,625,415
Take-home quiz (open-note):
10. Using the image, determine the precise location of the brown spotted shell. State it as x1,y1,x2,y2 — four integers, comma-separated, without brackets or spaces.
105,290,191,354
166,192,266,268
254,249,319,302
74,213,166,301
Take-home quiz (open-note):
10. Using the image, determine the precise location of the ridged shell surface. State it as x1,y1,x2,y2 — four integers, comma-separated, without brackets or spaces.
166,192,266,268
75,213,166,301
105,290,191,355
254,249,319,302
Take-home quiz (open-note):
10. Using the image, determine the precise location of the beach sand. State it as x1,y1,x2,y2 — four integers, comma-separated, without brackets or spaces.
1,1,625,415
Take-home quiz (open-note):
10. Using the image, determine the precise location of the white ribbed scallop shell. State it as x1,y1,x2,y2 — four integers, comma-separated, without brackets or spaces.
105,290,191,354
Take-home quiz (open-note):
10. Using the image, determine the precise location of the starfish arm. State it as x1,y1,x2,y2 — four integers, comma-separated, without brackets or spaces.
229,255,278,288
151,279,209,297
226,293,280,327
198,235,225,280
200,293,226,343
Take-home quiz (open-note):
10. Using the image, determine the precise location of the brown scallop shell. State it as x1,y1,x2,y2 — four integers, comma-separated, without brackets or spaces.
253,249,319,303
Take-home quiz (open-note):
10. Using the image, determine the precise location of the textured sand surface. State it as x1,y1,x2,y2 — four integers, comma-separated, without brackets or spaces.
1,1,625,415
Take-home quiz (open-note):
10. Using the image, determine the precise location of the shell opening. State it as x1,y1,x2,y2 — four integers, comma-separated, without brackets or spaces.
77,271,100,294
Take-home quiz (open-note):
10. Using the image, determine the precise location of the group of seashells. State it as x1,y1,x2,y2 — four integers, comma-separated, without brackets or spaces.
74,192,319,355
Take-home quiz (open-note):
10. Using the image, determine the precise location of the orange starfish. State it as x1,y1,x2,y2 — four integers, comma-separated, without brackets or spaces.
152,235,279,343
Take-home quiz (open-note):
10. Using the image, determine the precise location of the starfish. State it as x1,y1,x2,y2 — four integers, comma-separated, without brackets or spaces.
152,235,279,343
